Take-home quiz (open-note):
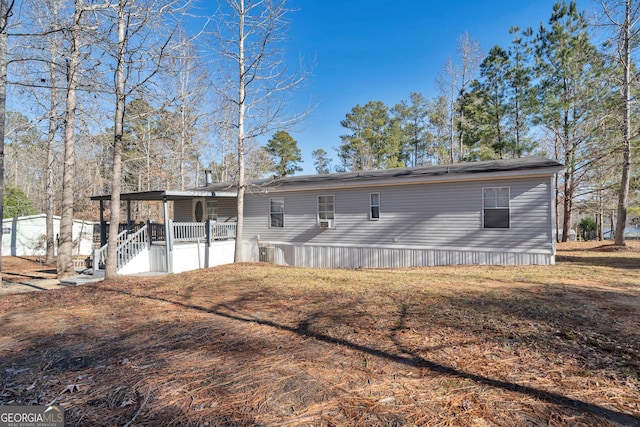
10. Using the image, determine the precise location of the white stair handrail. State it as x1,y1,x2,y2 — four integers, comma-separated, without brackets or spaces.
116,224,148,269
93,227,147,271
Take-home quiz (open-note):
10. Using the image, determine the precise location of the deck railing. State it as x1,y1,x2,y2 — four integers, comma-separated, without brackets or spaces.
149,222,165,241
211,222,236,240
94,228,129,270
93,226,148,271
173,222,207,242
116,225,148,268
171,221,237,242
93,221,237,273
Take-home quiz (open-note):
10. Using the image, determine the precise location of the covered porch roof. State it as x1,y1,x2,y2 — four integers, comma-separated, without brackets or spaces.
90,189,238,202
91,189,238,248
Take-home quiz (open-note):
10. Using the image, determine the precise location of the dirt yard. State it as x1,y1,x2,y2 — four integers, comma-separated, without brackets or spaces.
0,242,639,426
0,257,62,294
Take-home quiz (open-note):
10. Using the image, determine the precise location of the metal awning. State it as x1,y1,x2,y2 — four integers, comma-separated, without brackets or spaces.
90,189,238,202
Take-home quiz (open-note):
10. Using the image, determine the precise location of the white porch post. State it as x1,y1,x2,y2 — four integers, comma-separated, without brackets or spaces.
205,218,211,268
99,199,106,247
163,197,172,273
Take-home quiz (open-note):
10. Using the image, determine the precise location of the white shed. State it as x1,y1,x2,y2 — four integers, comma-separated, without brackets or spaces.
2,214,96,257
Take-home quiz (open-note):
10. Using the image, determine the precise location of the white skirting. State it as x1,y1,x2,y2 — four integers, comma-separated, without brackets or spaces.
251,242,554,268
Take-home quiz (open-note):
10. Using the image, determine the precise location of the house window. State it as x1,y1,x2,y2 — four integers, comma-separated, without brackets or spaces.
318,195,335,223
195,199,218,222
370,193,380,220
206,200,218,221
270,198,284,228
483,187,510,229
194,201,204,222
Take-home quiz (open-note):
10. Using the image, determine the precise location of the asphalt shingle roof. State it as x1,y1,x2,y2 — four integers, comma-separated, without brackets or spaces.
200,156,563,192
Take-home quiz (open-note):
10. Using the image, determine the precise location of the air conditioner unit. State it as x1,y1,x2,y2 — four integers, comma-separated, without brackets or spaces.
258,246,274,263
318,219,333,229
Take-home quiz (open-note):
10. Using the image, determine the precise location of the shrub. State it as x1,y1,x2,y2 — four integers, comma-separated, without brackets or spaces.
578,217,597,241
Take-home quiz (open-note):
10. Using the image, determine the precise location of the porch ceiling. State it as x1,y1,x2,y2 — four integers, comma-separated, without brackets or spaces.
90,189,238,202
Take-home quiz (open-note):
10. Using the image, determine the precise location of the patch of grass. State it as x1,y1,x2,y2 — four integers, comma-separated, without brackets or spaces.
0,242,639,426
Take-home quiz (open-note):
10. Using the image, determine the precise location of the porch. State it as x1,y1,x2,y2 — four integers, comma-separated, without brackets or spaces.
90,187,239,275
93,220,237,275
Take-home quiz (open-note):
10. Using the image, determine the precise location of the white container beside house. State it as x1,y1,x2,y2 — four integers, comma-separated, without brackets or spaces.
2,214,96,257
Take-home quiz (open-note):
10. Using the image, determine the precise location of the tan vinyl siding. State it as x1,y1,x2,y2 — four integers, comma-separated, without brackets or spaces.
173,200,192,222
174,198,237,223
217,198,238,222
244,176,553,253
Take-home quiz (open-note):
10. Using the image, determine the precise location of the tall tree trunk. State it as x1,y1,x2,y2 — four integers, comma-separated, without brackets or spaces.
562,169,572,242
45,13,61,264
614,0,632,246
180,106,186,190
234,0,246,262
449,82,455,164
0,0,8,284
58,0,82,278
105,0,127,279
560,104,574,243
45,98,57,264
514,86,521,157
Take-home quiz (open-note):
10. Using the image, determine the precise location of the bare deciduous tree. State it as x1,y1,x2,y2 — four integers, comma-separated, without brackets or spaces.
456,32,483,161
599,0,640,245
101,0,186,279
0,0,12,284
210,0,308,262
25,0,65,264
436,57,459,163
57,0,85,278
163,30,211,190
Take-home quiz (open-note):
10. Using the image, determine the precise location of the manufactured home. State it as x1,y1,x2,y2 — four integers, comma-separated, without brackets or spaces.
2,214,95,257
91,157,563,275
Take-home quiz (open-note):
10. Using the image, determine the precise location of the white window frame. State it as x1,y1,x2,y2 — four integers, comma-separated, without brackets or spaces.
317,195,335,225
193,199,205,222
193,198,218,222
482,187,510,229
269,197,284,228
206,200,218,222
369,192,380,220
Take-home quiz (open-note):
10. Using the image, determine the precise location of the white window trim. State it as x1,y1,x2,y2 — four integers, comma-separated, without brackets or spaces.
193,198,204,222
369,192,380,220
206,199,218,222
193,198,218,222
482,186,511,229
269,197,285,228
317,195,335,226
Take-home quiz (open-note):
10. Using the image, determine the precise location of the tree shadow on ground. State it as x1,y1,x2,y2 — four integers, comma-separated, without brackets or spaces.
556,254,640,270
90,284,640,427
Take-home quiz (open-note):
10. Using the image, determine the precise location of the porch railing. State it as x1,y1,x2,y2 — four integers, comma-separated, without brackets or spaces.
94,225,148,271
171,221,237,243
94,228,129,270
173,222,207,242
211,222,236,240
149,222,165,241
116,225,148,268
93,221,237,272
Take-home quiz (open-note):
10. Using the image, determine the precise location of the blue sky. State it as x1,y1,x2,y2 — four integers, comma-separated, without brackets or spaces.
277,0,590,174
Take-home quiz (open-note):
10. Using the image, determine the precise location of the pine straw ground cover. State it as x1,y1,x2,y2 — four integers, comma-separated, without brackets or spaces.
0,242,639,426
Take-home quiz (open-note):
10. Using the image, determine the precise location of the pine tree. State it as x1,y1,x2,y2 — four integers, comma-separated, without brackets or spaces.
339,101,409,171
535,1,608,242
507,26,536,157
265,130,302,177
312,148,330,174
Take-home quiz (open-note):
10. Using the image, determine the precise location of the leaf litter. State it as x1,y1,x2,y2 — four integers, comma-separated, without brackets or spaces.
0,242,638,426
